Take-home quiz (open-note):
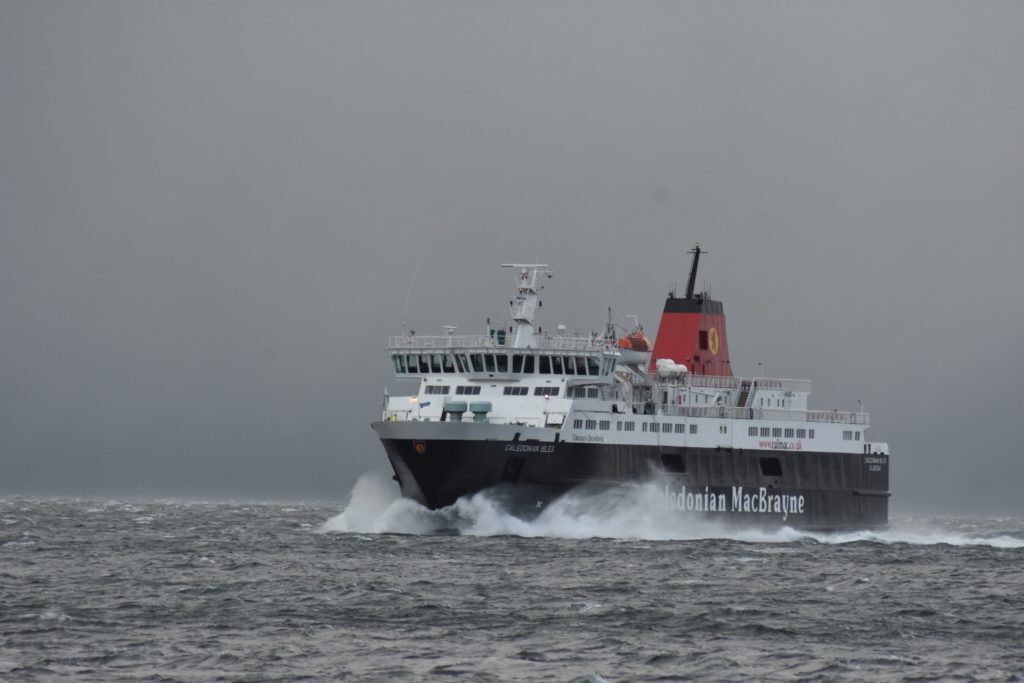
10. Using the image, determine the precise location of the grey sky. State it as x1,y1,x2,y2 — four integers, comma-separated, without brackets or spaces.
1,2,1022,513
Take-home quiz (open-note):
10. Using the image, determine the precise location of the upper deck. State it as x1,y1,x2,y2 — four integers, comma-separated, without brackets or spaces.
388,334,622,381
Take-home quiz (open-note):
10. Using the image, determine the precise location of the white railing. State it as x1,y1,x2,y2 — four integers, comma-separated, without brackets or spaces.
382,410,566,427
679,375,812,393
648,404,870,425
387,334,615,352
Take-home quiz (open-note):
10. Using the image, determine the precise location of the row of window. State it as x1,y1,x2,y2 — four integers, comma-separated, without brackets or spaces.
571,419,614,430
567,386,603,399
500,386,562,396
394,352,608,377
570,419,699,435
759,397,790,407
842,430,862,441
435,384,562,397
746,426,816,439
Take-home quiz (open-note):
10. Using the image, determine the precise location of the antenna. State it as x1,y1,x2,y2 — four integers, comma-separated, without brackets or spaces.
401,256,423,336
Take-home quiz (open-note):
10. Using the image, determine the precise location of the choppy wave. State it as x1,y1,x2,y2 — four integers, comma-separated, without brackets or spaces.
4,492,1023,682
322,473,1024,548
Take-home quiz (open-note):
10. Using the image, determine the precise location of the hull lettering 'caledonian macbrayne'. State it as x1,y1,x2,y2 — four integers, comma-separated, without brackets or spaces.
372,246,891,531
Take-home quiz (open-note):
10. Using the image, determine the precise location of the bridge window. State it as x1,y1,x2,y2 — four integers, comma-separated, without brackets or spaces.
562,356,574,375
512,355,523,373
431,355,443,373
470,354,484,373
443,354,456,373
392,356,402,373
496,354,508,373
576,357,588,375
552,356,563,374
484,355,496,372
539,356,551,374
590,358,601,375
418,355,431,373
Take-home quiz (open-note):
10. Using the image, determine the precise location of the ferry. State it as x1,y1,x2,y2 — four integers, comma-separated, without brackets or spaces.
372,246,890,530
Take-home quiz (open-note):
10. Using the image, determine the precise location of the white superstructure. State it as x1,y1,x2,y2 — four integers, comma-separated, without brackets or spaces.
383,265,889,458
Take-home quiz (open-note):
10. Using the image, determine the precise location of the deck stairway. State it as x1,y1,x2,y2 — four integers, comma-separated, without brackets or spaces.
737,380,753,407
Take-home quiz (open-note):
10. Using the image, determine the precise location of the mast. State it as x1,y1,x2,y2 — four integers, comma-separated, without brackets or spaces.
684,243,703,299
502,263,550,348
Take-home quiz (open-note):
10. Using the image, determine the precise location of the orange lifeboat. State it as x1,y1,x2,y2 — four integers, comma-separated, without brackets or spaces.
617,328,652,352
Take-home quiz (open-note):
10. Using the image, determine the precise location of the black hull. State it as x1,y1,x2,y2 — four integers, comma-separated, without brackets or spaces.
373,423,890,532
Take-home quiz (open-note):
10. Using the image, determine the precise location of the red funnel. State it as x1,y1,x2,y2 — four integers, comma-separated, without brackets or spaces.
649,245,732,376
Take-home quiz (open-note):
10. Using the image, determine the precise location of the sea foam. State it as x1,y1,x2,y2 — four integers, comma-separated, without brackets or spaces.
323,473,1024,548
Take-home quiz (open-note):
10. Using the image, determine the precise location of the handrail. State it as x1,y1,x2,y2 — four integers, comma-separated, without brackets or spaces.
387,335,615,352
679,375,812,393
639,403,870,425
382,411,566,427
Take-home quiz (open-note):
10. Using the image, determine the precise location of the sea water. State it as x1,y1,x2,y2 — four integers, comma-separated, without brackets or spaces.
2,475,1022,681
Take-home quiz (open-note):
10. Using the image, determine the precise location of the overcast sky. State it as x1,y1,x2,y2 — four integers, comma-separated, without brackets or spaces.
1,2,1022,514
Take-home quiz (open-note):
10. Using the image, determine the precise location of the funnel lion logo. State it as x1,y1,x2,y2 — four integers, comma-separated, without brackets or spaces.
708,327,720,355
413,441,427,455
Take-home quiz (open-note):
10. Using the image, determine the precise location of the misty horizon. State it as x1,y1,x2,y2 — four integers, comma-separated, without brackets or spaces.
2,2,1022,516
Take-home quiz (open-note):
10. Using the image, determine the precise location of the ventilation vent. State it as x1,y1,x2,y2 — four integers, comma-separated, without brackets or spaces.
502,457,526,482
661,452,686,474
759,457,783,477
